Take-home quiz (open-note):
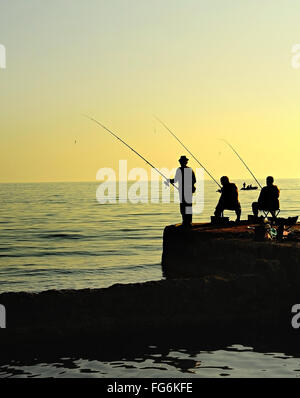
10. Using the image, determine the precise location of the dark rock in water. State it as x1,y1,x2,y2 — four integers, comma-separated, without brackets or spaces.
0,222,299,355
162,222,300,288
0,276,296,354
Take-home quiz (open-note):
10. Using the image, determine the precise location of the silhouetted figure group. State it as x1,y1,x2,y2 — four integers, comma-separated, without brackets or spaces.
214,175,280,222
215,175,280,222
169,155,280,227
242,182,253,189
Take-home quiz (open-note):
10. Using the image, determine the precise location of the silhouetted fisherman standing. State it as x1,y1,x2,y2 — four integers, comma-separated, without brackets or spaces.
169,155,196,227
214,176,241,222
252,176,280,218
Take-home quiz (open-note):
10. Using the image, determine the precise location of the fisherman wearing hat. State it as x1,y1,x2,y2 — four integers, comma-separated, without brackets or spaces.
168,155,196,227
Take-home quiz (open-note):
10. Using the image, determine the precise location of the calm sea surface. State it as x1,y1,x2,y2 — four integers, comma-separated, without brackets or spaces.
0,178,299,378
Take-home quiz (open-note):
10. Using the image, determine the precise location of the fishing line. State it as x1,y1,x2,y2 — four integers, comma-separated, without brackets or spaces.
221,139,262,189
154,116,221,189
84,115,179,191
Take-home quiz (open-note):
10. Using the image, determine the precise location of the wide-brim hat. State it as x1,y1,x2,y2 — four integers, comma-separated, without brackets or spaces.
179,155,189,162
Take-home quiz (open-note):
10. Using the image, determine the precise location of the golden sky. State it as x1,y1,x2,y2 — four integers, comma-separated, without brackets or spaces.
0,0,300,182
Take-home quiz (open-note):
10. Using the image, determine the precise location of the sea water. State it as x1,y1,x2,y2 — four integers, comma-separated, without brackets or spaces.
0,179,299,377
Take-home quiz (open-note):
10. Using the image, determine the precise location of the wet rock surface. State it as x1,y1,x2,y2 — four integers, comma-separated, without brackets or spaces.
162,222,300,285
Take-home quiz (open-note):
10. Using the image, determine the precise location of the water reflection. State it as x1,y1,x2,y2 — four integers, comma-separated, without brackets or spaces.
2,341,300,378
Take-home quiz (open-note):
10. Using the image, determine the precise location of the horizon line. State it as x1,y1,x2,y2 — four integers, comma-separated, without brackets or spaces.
0,177,299,184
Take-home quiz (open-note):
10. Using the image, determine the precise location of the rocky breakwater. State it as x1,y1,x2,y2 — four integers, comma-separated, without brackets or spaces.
0,274,297,354
162,222,300,288
0,222,299,354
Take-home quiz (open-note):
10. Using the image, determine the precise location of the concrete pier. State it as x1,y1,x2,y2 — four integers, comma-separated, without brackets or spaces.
162,222,300,286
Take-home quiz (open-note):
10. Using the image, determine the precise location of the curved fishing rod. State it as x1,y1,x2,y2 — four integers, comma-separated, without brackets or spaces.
154,116,222,189
83,115,178,191
221,139,262,189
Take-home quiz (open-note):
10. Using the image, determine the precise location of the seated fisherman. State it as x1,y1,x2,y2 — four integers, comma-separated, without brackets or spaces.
252,176,280,218
214,176,241,222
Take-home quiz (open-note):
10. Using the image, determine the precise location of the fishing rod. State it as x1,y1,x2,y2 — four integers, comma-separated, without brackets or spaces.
154,116,222,189
83,115,178,191
221,139,263,189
